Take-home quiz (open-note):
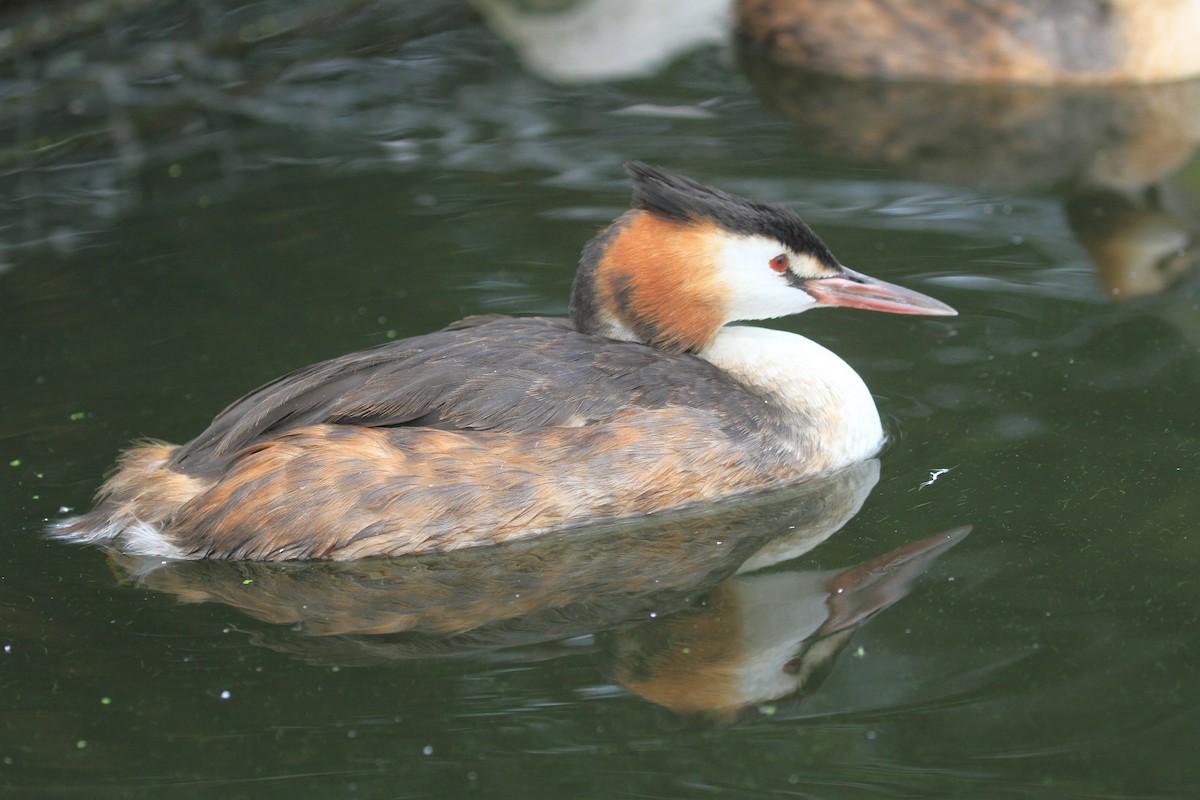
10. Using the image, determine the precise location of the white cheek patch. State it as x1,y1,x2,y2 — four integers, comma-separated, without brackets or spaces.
714,235,828,322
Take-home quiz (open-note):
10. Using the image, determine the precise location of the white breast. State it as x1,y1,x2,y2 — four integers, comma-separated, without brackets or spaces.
700,326,884,471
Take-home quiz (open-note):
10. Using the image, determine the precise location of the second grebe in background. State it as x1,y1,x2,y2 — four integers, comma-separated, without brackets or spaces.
738,0,1200,84
55,163,955,561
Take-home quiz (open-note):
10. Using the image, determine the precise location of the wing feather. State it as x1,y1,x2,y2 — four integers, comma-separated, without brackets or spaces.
168,316,767,477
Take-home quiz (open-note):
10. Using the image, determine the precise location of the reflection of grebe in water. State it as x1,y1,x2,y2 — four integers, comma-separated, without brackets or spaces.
1065,185,1199,300
740,56,1200,301
56,163,954,561
103,460,969,721
607,526,969,723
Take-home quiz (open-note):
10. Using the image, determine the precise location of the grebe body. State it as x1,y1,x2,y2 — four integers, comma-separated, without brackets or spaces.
738,0,1200,85
56,164,954,560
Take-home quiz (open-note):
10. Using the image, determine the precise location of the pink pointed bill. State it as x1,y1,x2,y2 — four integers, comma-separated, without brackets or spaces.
804,268,957,316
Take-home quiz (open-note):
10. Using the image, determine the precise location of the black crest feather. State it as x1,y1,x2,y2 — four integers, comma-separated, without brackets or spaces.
624,161,839,267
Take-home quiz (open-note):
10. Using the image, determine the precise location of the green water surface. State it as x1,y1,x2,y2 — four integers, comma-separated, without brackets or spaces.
2,2,1198,798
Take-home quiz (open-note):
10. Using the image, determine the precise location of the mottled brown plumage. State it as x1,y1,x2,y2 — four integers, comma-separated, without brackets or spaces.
738,0,1200,85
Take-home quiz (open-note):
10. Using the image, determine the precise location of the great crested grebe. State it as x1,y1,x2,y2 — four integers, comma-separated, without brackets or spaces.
737,0,1200,85
55,163,955,561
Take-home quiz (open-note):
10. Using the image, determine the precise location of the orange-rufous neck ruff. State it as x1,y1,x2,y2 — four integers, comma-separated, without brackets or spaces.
580,211,730,353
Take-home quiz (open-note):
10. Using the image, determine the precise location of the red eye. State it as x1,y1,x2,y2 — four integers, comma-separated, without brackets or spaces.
770,253,790,273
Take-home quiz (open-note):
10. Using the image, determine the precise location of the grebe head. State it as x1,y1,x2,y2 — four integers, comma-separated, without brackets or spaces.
570,162,956,353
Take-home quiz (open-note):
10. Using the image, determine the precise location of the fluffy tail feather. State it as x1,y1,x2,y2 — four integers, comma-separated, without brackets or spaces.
50,441,203,559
